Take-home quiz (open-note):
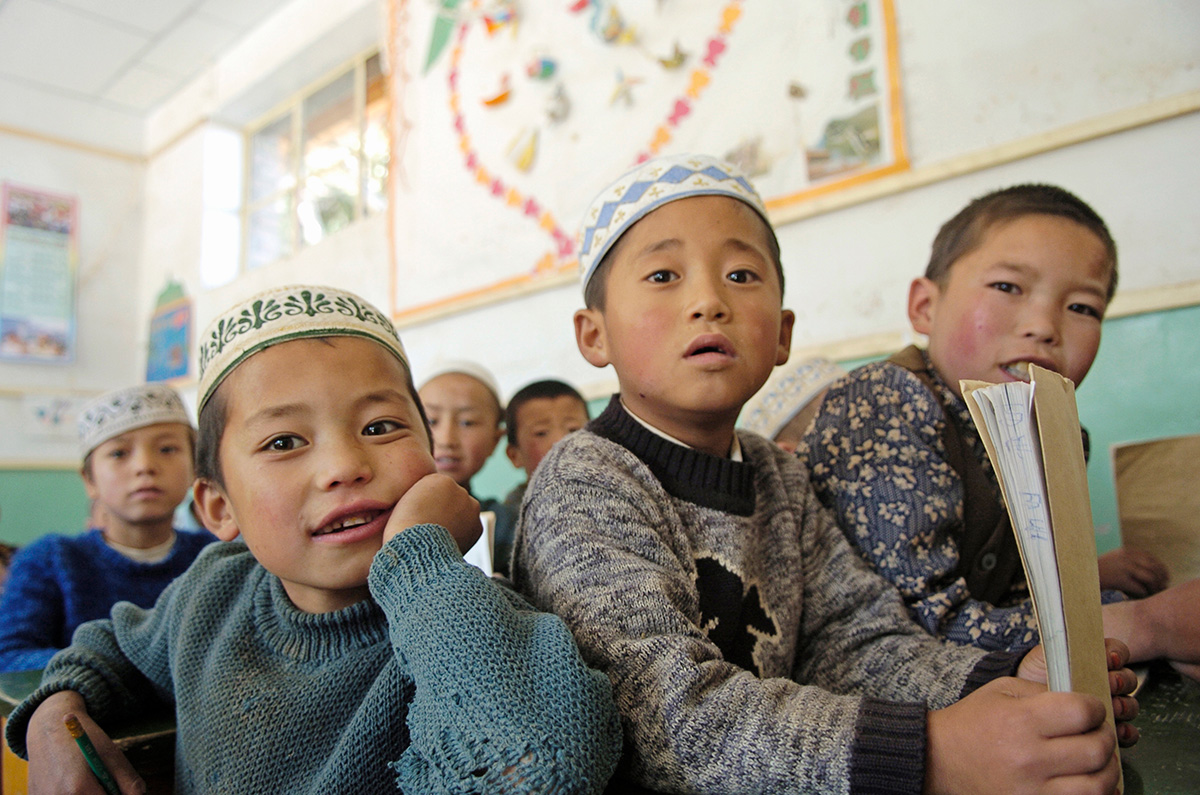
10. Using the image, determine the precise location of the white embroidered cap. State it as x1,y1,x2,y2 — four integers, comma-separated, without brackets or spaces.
740,356,847,440
196,285,407,411
78,383,192,458
577,153,771,296
418,360,504,409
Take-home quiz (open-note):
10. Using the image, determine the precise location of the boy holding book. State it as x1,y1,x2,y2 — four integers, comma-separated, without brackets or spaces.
513,156,1136,794
800,184,1200,677
6,285,621,794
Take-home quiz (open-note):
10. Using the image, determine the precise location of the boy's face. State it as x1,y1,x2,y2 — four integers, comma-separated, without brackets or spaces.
419,373,504,488
908,214,1110,397
83,423,194,539
575,195,794,451
193,337,435,614
505,396,590,475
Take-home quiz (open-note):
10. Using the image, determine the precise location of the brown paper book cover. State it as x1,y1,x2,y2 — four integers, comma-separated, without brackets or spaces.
963,364,1120,790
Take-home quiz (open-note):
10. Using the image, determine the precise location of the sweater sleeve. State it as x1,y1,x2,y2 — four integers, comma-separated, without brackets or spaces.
800,364,1042,651
0,538,68,673
513,436,991,795
369,522,621,795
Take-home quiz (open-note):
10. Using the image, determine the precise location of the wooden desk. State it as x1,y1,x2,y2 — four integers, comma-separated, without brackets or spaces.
1121,662,1200,795
1,670,174,795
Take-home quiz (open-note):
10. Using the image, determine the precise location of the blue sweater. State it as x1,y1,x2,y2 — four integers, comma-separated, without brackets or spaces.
0,528,215,673
5,523,622,794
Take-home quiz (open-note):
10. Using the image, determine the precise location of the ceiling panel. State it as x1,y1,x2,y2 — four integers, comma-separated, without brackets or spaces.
139,13,239,78
102,63,180,112
199,0,292,29
0,0,149,94
51,0,198,35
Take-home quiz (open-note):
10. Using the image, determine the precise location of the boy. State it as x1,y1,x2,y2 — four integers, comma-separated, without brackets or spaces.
0,383,214,673
800,184,1200,675
502,379,591,511
512,156,1136,794
419,361,517,573
5,286,621,794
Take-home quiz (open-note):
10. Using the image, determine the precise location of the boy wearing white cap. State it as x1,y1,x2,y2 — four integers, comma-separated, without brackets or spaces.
511,155,1136,794
6,286,620,794
0,383,214,673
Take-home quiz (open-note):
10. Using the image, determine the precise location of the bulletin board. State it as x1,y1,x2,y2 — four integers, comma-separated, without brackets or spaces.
0,183,78,363
388,0,906,322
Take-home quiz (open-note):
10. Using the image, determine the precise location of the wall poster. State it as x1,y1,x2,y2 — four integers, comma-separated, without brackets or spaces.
146,281,192,384
388,0,906,321
0,183,78,363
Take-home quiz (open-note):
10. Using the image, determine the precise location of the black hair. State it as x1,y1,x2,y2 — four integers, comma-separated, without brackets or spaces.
505,380,590,446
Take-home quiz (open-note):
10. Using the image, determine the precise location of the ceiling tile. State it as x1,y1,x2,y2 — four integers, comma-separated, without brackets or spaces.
102,64,182,112
52,0,198,36
199,0,292,29
0,0,150,94
139,14,239,78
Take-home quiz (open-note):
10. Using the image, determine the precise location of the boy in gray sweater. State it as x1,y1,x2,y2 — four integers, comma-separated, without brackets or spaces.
512,155,1136,794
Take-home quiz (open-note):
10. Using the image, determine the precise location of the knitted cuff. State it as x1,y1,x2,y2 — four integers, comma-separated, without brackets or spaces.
849,697,927,795
368,523,465,607
961,649,1023,698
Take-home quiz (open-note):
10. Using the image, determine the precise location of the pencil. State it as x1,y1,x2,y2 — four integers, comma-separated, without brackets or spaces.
63,713,122,795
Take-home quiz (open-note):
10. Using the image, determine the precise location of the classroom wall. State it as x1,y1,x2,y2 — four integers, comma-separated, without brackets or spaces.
2,1,1198,545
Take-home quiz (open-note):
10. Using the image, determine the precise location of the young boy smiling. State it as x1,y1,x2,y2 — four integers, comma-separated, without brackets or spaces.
513,156,1137,794
801,184,1200,674
6,285,621,794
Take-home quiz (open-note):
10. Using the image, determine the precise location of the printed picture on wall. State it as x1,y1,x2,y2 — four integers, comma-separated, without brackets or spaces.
388,0,906,321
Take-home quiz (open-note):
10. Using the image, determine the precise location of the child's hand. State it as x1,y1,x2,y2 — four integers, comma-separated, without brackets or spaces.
25,690,145,794
1016,638,1140,748
926,677,1119,795
1097,547,1169,597
1103,577,1200,680
386,472,482,554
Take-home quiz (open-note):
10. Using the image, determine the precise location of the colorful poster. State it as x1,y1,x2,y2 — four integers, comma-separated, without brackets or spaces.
389,0,906,321
146,296,192,383
0,183,79,362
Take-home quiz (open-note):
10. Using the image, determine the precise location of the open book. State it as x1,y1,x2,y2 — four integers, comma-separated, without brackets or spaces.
962,365,1120,785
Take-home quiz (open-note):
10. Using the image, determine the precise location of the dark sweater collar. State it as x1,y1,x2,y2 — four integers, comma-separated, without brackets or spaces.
589,395,757,516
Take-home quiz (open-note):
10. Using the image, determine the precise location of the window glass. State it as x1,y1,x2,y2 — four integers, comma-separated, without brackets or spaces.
246,196,293,271
363,53,389,216
249,115,293,203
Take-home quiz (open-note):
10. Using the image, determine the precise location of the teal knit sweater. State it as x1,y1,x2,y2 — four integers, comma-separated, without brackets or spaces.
6,523,622,794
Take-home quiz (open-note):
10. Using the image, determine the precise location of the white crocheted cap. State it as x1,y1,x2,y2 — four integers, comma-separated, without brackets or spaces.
740,356,847,440
197,285,408,411
78,383,192,458
577,153,771,296
418,360,503,408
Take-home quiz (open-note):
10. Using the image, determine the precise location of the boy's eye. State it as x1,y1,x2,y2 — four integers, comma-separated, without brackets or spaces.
647,269,677,284
727,268,760,284
990,282,1020,294
1068,302,1102,319
264,435,305,452
160,444,181,454
364,419,402,436
108,449,128,459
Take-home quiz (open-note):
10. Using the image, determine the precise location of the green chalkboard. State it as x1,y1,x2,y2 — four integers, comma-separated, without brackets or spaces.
0,468,90,547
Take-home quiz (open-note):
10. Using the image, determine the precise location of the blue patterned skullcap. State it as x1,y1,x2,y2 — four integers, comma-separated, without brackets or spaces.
578,154,771,295
740,356,847,441
197,285,408,411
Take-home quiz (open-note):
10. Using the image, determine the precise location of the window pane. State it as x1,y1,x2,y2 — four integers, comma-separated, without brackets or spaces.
303,70,358,175
246,196,293,270
249,115,293,203
364,53,389,216
298,167,356,246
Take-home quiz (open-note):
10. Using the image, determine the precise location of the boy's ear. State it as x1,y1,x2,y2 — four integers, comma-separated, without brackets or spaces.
775,309,796,366
80,468,99,500
192,478,241,541
907,277,941,336
574,308,611,369
505,442,525,470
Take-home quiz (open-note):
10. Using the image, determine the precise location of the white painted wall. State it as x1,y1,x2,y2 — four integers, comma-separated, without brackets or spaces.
5,0,1199,466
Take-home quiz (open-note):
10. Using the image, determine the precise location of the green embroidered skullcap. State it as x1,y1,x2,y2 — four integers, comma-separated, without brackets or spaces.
740,356,846,440
578,153,771,295
197,285,407,410
78,383,192,458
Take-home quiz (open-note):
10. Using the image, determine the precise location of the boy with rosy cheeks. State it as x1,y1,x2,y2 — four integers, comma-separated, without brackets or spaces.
801,183,1200,677
513,157,1138,795
6,286,620,794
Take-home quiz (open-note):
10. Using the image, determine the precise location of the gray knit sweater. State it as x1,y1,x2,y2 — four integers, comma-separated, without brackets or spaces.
513,397,1021,795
